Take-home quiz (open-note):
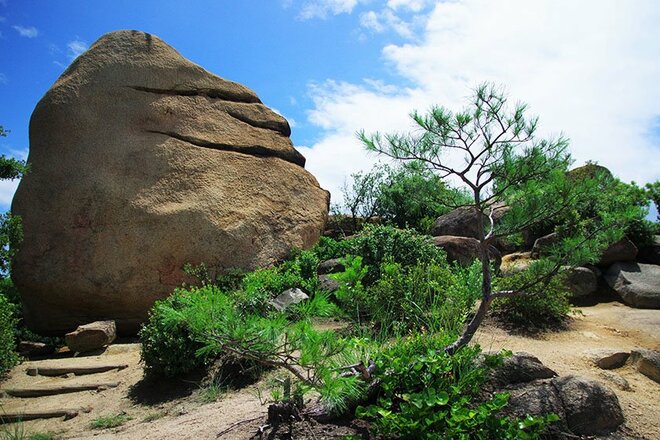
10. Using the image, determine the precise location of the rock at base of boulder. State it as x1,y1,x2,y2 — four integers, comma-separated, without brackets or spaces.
65,321,116,353
605,262,660,309
553,375,624,435
500,252,533,275
584,348,630,369
630,349,660,384
599,371,632,391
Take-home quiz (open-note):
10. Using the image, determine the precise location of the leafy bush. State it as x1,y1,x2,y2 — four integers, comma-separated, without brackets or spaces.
0,289,19,375
140,287,210,377
491,262,572,331
357,335,557,439
343,224,447,284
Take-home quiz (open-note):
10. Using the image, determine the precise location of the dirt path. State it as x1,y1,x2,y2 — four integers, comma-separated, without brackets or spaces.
1,301,658,439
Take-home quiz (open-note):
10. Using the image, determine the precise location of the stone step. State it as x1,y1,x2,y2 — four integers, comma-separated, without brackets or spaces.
0,407,91,423
26,362,128,377
3,381,119,397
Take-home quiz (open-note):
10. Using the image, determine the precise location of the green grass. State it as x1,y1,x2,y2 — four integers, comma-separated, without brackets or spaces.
198,381,225,404
28,434,54,440
89,413,131,430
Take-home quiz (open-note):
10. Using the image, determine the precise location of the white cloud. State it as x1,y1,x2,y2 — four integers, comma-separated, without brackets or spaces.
0,179,19,208
387,0,428,12
13,25,38,38
299,0,366,19
67,39,88,59
0,73,7,84
303,0,660,205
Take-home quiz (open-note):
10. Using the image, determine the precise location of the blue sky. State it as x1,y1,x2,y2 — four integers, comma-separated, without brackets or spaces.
1,0,659,213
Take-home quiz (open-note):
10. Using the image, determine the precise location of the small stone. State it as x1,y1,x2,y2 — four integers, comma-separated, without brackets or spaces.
584,349,630,369
630,349,660,384
270,288,309,312
564,266,598,298
18,341,54,356
488,352,557,385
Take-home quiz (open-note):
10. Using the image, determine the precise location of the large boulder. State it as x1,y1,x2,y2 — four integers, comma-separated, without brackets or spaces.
11,30,329,335
604,262,660,308
432,235,501,269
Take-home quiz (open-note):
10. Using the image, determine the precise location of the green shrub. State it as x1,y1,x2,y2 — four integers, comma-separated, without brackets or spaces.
492,262,572,331
343,224,447,283
140,288,209,377
357,335,557,439
89,413,131,429
0,289,19,375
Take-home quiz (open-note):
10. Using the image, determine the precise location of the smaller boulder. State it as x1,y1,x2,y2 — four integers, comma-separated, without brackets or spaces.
505,382,567,432
552,375,624,435
431,206,485,238
500,252,533,275
65,320,116,353
630,349,660,384
488,352,557,385
599,371,632,392
432,235,501,269
531,232,559,259
18,341,54,357
317,259,345,275
584,348,630,369
563,266,598,298
598,236,638,267
270,288,309,312
605,262,660,309
637,235,660,265
318,275,340,293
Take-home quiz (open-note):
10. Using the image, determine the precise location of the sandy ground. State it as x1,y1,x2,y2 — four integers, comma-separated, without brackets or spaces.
0,301,658,439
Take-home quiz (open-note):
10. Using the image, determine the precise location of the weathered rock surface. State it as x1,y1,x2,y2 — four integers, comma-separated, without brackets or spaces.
65,321,116,353
317,275,340,293
11,30,329,334
431,206,486,238
605,262,660,309
432,235,501,269
563,266,598,298
638,235,660,265
630,349,660,384
487,352,557,385
584,348,630,369
598,236,638,267
492,353,624,437
552,375,624,435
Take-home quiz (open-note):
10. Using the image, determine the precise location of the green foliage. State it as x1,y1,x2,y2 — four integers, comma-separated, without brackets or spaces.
357,335,556,439
339,161,469,232
343,224,447,284
309,236,351,261
0,290,19,375
492,261,572,330
139,287,208,377
89,413,131,430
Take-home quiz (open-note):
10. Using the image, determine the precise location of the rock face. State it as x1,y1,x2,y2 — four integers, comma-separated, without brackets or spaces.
605,262,660,309
638,235,660,265
432,235,501,269
11,30,329,335
430,206,486,238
